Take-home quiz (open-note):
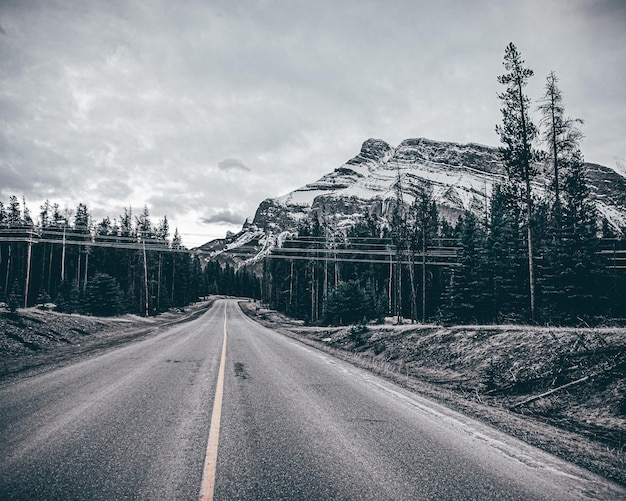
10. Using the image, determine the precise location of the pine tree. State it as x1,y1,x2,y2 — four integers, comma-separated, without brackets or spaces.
7,196,21,226
83,273,124,316
496,42,538,321
560,151,605,322
538,71,584,224
136,205,152,238
55,279,81,313
322,279,377,326
408,188,439,322
156,216,170,243
0,201,6,226
22,197,33,227
447,212,486,323
39,200,51,228
537,72,590,323
51,203,64,226
96,217,113,236
74,203,90,233
485,184,527,321
120,207,134,239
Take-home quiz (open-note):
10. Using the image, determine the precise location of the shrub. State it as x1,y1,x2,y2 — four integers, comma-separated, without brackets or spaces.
7,280,22,313
83,273,124,316
322,280,379,326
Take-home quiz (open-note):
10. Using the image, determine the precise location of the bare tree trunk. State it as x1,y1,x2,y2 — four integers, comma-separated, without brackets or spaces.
143,238,149,317
289,260,294,312
24,239,32,308
408,251,417,323
310,262,316,322
157,252,162,313
171,254,175,304
388,250,393,315
395,248,402,323
4,245,11,297
422,235,427,323
84,250,89,287
512,375,589,408
40,242,46,293
323,255,328,317
61,227,66,281
526,192,535,320
76,248,81,288
518,76,536,322
48,244,53,294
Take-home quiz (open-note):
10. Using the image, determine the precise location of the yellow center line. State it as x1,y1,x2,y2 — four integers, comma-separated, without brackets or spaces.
198,304,228,501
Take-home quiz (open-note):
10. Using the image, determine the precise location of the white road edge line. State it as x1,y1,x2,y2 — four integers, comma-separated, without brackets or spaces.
198,304,228,501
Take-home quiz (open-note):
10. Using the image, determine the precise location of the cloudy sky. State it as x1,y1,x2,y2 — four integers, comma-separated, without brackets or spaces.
1,0,625,247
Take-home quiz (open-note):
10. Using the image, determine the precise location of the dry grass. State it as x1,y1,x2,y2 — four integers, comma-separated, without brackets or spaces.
0,300,214,380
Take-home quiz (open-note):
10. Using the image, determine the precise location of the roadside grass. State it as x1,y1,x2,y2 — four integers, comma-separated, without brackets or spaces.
0,300,215,380
240,300,626,486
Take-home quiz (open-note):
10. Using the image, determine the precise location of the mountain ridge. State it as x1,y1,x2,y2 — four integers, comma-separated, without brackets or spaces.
198,137,626,267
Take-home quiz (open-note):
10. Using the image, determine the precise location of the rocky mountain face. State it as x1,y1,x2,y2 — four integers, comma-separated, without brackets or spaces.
198,137,626,267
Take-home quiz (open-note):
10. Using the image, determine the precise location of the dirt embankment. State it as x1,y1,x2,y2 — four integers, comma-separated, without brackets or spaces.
240,300,626,487
0,300,214,381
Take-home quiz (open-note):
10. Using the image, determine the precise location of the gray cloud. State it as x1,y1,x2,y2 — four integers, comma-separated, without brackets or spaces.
0,0,624,247
201,210,246,225
218,158,251,172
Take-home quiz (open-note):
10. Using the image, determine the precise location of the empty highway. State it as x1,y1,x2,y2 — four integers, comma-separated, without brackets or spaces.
0,299,623,500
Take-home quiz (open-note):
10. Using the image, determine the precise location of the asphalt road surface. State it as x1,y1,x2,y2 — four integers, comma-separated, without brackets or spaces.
1,299,624,500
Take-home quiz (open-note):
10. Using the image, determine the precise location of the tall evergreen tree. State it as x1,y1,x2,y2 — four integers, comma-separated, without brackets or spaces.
156,216,170,243
7,196,21,226
537,71,592,322
120,207,134,239
136,205,152,238
74,203,90,232
496,42,538,321
51,203,64,226
39,200,51,228
538,71,584,225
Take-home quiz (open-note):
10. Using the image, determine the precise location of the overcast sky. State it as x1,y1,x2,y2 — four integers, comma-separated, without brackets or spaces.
1,0,625,247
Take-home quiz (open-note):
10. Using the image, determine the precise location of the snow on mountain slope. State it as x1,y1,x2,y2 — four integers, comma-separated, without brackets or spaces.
252,138,505,234
198,137,626,267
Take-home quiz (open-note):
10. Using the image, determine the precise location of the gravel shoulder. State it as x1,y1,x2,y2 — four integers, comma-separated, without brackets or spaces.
238,300,626,487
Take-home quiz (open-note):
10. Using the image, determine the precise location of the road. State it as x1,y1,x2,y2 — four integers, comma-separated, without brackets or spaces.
0,299,623,500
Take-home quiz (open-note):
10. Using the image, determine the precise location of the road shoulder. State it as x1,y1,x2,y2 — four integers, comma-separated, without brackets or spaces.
0,299,215,386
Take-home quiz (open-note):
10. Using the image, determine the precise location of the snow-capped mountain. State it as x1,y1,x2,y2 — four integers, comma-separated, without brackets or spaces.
197,137,626,267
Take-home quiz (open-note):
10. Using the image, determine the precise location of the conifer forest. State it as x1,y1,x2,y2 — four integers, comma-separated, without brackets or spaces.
0,201,258,317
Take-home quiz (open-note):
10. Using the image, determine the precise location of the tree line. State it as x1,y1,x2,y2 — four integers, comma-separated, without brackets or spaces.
0,200,258,315
254,43,626,326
